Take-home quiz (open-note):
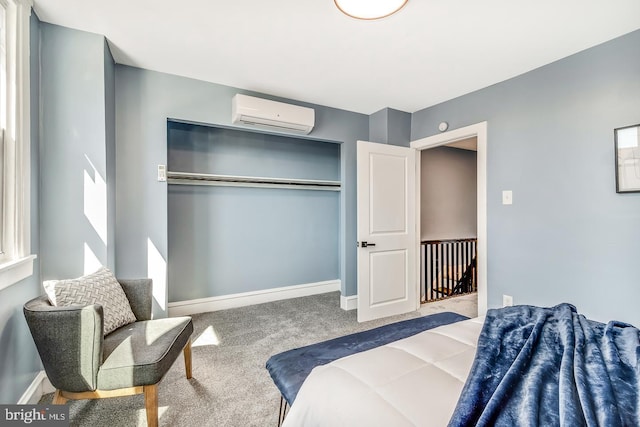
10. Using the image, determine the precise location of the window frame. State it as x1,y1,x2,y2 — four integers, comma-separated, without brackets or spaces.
0,0,35,291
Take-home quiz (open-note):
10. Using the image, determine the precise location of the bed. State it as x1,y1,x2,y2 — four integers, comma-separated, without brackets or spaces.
270,304,640,427
266,311,468,409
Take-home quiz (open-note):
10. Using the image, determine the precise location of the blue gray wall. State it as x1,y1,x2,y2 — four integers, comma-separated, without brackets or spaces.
0,11,43,404
167,123,340,301
369,107,411,147
115,66,368,316
369,109,387,143
104,40,116,269
39,23,116,280
412,29,640,325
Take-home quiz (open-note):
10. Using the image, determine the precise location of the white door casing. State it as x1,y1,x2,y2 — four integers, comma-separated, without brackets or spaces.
357,141,417,322
411,121,488,316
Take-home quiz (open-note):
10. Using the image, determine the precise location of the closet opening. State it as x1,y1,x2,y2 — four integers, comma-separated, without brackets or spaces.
166,119,341,310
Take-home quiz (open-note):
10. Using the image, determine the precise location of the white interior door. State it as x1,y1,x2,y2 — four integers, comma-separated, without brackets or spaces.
357,141,417,322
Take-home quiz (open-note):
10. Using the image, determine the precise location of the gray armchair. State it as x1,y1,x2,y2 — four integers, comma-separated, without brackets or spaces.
24,278,193,427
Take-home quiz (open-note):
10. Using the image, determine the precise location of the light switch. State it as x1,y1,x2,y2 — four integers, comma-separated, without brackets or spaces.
502,190,513,205
158,164,167,182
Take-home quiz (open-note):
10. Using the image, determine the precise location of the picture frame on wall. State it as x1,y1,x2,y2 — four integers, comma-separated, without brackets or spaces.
614,123,640,193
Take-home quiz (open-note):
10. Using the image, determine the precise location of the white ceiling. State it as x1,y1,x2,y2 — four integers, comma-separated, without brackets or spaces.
32,0,640,115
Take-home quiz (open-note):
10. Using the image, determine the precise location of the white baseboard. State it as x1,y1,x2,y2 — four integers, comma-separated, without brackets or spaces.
340,294,357,311
168,280,341,317
18,371,54,404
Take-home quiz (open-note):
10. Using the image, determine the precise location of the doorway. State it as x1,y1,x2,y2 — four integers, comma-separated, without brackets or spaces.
411,122,488,316
420,140,477,304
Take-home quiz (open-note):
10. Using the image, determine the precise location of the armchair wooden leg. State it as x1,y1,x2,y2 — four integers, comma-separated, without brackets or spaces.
183,339,192,379
144,384,158,427
52,390,68,405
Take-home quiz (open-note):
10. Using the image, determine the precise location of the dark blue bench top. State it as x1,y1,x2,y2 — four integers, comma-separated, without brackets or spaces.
266,311,468,405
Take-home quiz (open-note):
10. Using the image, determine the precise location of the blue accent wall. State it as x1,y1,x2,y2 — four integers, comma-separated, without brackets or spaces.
166,122,340,301
167,122,340,180
369,107,411,147
388,108,411,147
39,23,115,280
369,109,388,143
104,40,116,271
0,279,43,403
115,66,368,315
411,29,640,324
168,186,339,300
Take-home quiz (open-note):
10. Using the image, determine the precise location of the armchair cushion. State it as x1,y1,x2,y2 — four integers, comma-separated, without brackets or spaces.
97,316,193,390
118,278,153,321
44,267,137,335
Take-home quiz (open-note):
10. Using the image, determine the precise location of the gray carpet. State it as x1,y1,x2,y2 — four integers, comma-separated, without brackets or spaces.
39,292,477,426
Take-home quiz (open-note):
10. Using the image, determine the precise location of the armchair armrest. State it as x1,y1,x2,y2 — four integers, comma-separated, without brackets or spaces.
118,278,153,321
23,296,103,393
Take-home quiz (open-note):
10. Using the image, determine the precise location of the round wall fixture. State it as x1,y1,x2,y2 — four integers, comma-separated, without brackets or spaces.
438,122,449,132
334,0,409,20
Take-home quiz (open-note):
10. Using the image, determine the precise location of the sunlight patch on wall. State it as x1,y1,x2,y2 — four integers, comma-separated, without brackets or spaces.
147,238,167,312
193,325,220,347
84,243,101,275
83,155,108,245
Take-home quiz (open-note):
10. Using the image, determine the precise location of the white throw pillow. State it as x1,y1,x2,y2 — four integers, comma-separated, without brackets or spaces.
43,267,137,335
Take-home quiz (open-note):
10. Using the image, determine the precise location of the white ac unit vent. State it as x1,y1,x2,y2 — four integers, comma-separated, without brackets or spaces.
231,94,315,134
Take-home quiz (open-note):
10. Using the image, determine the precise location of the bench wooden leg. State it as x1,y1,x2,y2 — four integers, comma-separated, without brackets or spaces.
144,384,158,427
52,390,68,405
184,339,192,379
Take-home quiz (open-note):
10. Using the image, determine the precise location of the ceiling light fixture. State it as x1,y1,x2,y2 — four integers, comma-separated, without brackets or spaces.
334,0,408,20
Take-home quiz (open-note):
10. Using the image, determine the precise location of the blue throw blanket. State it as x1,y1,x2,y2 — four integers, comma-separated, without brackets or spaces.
449,303,640,427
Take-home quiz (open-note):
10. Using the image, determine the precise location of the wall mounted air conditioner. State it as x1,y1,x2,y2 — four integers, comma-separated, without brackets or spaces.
231,94,315,134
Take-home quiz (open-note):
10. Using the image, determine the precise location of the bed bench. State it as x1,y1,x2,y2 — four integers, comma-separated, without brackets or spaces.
266,311,468,425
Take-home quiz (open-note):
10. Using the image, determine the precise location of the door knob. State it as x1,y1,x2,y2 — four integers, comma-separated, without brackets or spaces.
360,241,376,248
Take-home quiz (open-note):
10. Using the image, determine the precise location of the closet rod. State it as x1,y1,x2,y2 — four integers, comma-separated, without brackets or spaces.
167,171,341,192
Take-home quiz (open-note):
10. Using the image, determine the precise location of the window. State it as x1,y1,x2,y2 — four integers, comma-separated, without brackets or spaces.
1,2,8,257
0,0,34,291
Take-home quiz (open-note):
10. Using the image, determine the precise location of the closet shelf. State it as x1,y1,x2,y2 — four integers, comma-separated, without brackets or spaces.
167,171,341,191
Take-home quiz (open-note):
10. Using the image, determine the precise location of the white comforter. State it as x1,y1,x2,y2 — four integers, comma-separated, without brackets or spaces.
282,316,484,427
